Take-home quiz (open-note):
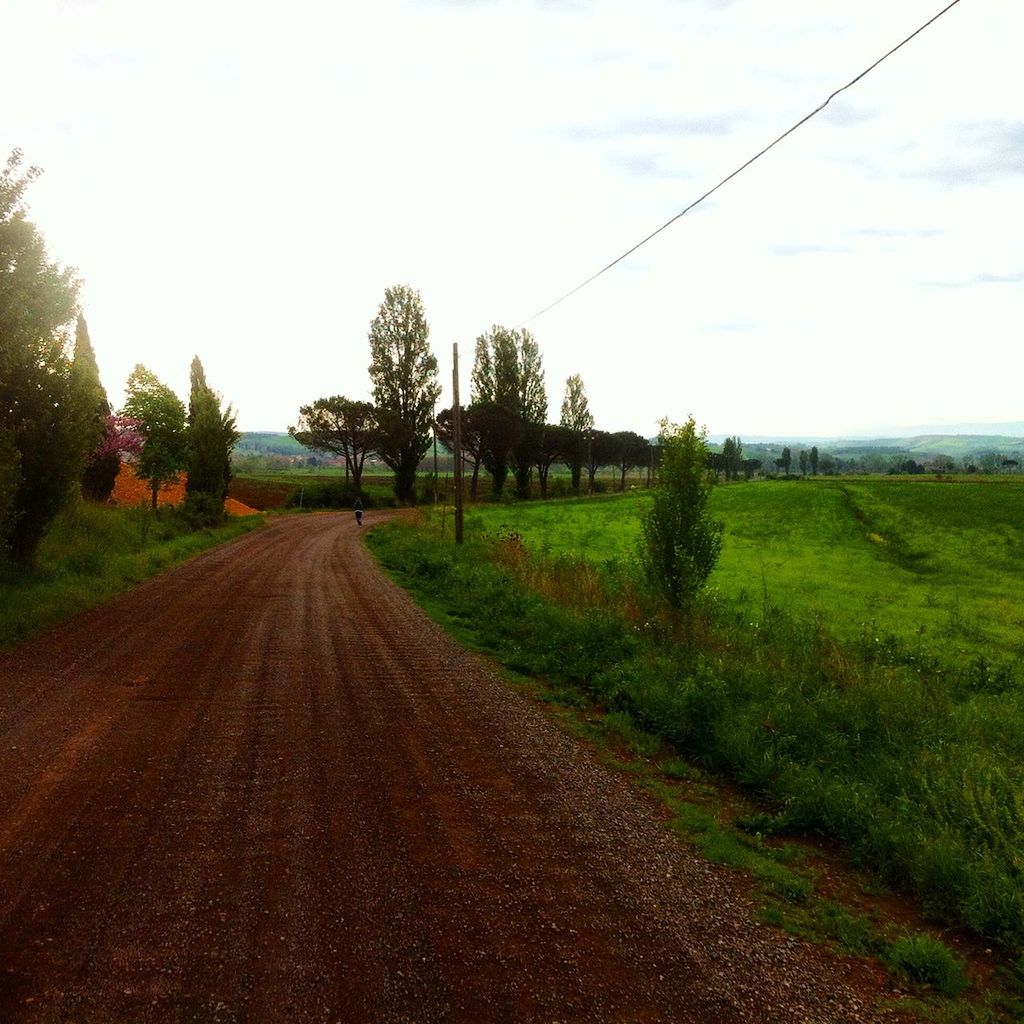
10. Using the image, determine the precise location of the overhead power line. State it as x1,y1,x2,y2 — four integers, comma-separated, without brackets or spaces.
519,0,964,326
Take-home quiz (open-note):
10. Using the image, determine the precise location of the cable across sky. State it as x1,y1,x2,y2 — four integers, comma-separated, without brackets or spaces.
518,0,964,327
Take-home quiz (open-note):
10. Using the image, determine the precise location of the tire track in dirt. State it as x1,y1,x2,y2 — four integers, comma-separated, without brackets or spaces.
0,512,891,1022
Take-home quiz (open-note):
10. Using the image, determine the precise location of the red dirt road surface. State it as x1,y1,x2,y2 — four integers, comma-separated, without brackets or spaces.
0,513,891,1022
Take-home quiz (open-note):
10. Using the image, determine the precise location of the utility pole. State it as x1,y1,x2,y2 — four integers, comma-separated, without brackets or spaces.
432,400,438,505
587,430,593,496
452,343,464,544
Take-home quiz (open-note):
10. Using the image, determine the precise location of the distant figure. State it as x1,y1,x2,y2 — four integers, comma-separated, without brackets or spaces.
354,496,364,526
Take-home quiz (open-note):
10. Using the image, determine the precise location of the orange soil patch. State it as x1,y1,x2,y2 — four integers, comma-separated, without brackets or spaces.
224,496,260,516
112,465,260,516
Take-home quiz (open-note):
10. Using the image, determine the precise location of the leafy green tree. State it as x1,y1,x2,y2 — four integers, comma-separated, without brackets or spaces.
810,445,819,476
798,449,809,476
534,423,571,499
721,435,743,481
437,405,485,498
585,429,617,493
185,356,239,511
122,365,187,509
367,285,440,502
290,396,376,491
639,416,723,615
611,430,649,491
474,401,521,497
559,374,593,494
470,326,547,498
0,149,85,564
776,446,792,477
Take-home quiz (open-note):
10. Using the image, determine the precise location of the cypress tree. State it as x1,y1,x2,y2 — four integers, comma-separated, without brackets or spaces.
185,356,239,503
74,315,121,501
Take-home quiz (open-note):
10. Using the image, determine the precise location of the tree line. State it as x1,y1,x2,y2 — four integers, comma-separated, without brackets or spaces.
292,286,656,503
1,150,239,566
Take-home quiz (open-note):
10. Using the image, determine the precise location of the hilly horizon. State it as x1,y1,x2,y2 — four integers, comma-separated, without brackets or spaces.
238,425,1024,460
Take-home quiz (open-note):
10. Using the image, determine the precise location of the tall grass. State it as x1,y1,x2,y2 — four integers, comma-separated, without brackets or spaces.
369,507,1024,954
0,501,262,647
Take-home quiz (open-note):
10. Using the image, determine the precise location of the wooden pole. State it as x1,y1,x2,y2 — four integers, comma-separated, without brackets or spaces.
452,343,464,544
587,430,593,496
432,401,439,504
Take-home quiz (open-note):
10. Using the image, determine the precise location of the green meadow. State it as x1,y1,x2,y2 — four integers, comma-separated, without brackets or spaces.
465,478,1024,667
372,475,1024,966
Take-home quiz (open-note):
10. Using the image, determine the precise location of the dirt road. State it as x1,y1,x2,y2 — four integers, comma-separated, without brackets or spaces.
0,512,890,1022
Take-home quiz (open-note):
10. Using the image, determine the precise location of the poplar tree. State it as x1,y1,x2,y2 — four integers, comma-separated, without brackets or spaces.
559,374,593,494
470,326,547,498
640,416,723,616
367,285,440,502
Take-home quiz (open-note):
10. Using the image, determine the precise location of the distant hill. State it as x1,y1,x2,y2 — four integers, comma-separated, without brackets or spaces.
236,432,310,457
247,428,1024,465
711,433,1024,459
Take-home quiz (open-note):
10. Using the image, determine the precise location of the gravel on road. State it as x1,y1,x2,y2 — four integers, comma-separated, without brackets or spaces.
0,511,895,1022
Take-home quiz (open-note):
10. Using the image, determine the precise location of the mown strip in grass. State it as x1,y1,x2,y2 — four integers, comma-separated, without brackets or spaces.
368,515,1024,979
0,502,263,648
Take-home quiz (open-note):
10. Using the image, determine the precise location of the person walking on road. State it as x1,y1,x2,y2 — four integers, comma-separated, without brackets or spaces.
354,497,364,526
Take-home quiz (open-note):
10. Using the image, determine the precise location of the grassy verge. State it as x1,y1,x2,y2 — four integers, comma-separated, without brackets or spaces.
368,514,1024,1022
0,501,263,648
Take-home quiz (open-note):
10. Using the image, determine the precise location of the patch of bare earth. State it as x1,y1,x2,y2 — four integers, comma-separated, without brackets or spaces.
0,511,896,1022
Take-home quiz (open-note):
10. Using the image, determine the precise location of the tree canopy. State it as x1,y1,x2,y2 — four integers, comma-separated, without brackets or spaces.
559,374,593,494
0,149,86,563
469,326,547,497
122,364,187,509
185,355,240,509
640,416,723,615
368,285,440,502
290,396,377,490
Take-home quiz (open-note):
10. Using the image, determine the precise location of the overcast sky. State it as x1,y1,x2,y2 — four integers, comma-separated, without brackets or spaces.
4,0,1021,437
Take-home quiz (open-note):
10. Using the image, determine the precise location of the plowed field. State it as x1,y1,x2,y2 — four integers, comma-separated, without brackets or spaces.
112,464,258,515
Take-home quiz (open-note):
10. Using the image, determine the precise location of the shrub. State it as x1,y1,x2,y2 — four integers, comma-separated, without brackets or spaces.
179,491,226,529
639,417,723,614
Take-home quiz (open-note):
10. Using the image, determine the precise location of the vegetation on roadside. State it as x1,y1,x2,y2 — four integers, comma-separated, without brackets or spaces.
1,148,244,572
367,494,1024,994
0,501,261,648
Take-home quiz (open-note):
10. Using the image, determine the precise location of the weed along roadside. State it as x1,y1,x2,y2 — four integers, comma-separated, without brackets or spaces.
367,499,1024,1024
0,502,263,649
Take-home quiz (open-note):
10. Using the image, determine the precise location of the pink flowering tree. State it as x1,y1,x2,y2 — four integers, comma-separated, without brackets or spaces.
82,415,143,501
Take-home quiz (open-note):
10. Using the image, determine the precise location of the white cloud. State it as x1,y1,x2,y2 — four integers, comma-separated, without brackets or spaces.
2,0,1021,436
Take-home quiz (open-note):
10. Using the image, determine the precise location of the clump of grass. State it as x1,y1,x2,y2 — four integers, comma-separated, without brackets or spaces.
883,934,969,996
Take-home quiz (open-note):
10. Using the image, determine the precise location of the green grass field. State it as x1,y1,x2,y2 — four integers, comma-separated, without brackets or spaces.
371,475,1024,965
464,478,1024,666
